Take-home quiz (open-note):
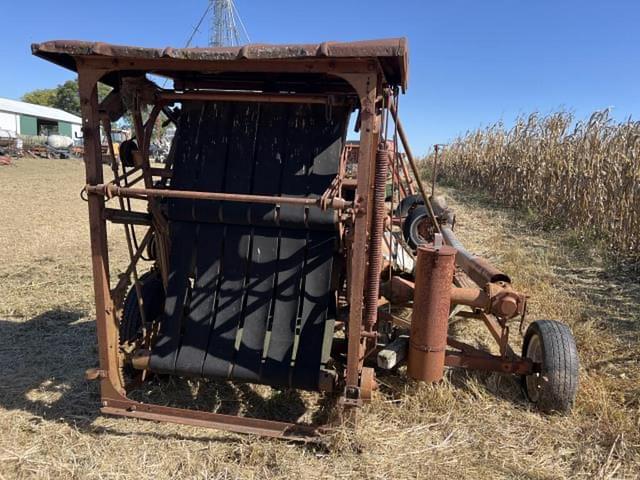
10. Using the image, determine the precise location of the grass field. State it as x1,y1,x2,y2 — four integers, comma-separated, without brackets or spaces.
0,157,638,479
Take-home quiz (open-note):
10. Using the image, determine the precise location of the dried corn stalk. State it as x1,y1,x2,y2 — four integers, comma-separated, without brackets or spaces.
440,110,640,257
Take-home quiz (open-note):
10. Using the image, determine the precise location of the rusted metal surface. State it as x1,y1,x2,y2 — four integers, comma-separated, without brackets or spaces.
444,351,533,375
408,245,456,382
31,38,408,89
359,367,377,401
451,287,490,309
33,34,550,439
382,275,415,305
363,144,390,330
430,196,513,287
382,275,524,321
343,73,379,416
101,401,324,441
440,225,511,285
486,282,525,319
87,183,352,210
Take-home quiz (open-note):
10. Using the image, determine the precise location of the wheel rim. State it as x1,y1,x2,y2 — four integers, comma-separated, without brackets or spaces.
525,334,543,402
410,215,431,246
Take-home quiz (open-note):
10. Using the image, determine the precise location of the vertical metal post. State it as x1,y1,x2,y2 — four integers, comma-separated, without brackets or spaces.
431,144,439,198
341,73,378,411
408,244,456,382
78,67,125,399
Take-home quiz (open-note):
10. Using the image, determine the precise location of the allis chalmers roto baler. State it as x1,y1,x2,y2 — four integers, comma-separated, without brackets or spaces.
32,38,579,440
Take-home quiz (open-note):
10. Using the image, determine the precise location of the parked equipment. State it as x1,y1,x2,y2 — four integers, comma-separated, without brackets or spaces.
32,38,579,441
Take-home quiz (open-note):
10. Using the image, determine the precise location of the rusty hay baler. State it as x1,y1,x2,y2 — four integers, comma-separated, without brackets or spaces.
32,37,579,441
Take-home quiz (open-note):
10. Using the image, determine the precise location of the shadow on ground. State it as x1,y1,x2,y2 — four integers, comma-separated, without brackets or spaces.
0,309,338,443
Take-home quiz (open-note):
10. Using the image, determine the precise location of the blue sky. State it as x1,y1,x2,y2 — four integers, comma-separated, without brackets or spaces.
2,0,638,154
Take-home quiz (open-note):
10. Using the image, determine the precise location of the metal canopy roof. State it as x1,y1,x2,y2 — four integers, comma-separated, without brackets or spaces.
32,38,409,90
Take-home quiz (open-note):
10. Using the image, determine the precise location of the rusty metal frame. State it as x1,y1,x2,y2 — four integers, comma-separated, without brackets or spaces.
67,45,391,440
37,37,543,440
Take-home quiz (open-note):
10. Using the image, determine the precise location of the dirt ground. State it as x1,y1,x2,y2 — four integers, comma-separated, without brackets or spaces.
0,157,638,479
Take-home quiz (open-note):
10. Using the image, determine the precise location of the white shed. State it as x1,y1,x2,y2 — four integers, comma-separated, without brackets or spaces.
0,97,82,139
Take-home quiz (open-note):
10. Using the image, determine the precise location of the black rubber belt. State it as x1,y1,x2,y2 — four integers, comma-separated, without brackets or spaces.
150,100,347,390
201,225,251,378
201,102,260,378
149,221,196,374
261,230,306,387
291,231,335,390
232,104,287,381
173,223,223,376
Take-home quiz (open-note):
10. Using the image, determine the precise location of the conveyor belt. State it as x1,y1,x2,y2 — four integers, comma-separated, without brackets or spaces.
149,100,347,390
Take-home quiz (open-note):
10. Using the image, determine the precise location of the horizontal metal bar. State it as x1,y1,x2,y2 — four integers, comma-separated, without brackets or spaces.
114,165,141,184
444,350,533,375
148,167,172,178
101,399,323,441
87,183,352,210
158,91,350,105
103,208,152,226
126,172,145,188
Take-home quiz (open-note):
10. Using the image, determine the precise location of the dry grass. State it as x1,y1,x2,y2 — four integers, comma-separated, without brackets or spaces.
439,110,640,259
0,157,638,479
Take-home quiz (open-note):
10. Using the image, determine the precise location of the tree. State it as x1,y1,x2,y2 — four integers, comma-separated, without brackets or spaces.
21,80,112,116
22,88,56,108
53,80,82,116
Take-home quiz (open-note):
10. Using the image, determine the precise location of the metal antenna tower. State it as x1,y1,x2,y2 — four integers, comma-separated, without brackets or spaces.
209,0,250,47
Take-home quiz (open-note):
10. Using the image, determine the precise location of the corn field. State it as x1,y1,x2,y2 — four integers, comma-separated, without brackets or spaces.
439,110,640,258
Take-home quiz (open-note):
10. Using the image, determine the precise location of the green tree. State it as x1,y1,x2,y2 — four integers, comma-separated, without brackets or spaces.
22,88,56,108
21,80,112,116
53,80,81,115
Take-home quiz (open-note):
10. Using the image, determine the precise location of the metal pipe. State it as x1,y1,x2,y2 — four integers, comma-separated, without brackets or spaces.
444,351,532,375
87,183,353,210
364,144,389,329
398,153,416,195
384,275,487,309
450,287,489,309
430,195,511,286
407,244,456,382
441,226,511,286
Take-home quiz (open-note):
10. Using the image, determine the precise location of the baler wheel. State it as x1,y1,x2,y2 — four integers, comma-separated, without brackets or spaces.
521,320,579,413
394,193,423,218
402,205,434,248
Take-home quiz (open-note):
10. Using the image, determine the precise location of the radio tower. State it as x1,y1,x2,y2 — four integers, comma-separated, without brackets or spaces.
209,0,250,47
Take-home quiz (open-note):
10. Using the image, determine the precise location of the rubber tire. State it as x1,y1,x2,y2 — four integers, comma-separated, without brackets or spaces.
521,320,579,413
120,269,165,345
402,204,430,249
395,194,424,218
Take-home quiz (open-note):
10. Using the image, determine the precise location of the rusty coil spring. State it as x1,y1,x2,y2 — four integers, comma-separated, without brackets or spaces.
364,144,390,329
